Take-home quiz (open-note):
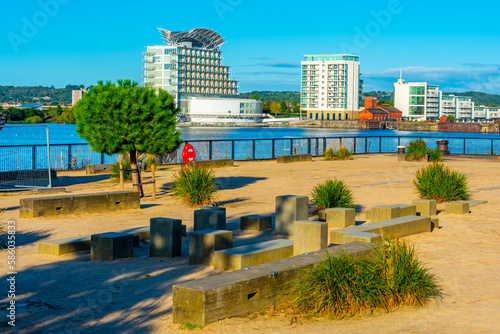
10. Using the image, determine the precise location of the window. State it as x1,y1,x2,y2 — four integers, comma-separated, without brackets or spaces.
339,113,342,120
332,113,336,120
409,86,425,95
327,113,330,120
409,96,425,105
315,113,318,120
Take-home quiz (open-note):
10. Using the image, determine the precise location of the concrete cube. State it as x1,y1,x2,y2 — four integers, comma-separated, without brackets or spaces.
293,220,328,255
150,218,182,258
325,208,356,228
318,210,326,222
240,215,272,231
91,232,133,261
413,199,437,216
365,209,372,221
201,206,226,212
431,217,439,230
275,195,308,236
445,202,469,215
388,204,417,217
194,209,226,231
189,229,233,265
372,206,400,222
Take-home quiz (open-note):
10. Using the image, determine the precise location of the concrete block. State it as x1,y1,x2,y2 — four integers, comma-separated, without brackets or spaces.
70,193,109,215
371,206,400,222
20,195,74,218
412,199,437,216
173,242,373,327
201,206,226,212
293,220,328,255
325,208,356,228
330,215,432,245
106,191,141,211
214,239,294,271
365,209,372,221
445,202,469,215
276,154,313,163
118,226,150,241
240,215,272,231
388,204,417,217
431,217,439,230
343,231,382,244
150,218,182,258
91,232,133,261
189,229,233,265
39,236,91,255
275,195,308,236
35,188,66,194
86,164,113,175
318,210,326,221
194,209,226,231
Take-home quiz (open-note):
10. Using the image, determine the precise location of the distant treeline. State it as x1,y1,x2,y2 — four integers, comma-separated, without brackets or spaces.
0,85,86,104
363,91,499,107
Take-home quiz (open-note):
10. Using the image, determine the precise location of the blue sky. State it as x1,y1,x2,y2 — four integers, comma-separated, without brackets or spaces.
1,0,499,94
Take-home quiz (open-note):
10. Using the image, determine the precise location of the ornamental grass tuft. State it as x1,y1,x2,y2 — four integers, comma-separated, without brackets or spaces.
170,164,219,206
324,147,352,161
310,178,355,214
406,139,429,161
291,238,441,318
413,163,470,203
111,157,132,181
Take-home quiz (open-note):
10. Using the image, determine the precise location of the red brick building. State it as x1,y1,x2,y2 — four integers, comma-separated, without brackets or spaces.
358,97,402,121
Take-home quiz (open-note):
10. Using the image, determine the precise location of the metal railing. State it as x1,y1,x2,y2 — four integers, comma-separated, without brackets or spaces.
1,135,500,172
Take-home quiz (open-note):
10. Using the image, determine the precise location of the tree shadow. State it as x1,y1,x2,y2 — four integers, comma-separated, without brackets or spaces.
217,198,248,206
140,204,162,209
16,229,52,246
2,205,19,212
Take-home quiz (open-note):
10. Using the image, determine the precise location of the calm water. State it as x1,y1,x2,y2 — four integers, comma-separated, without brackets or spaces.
1,123,500,146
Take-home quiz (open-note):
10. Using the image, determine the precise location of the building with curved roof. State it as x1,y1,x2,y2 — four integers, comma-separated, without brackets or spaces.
143,28,262,124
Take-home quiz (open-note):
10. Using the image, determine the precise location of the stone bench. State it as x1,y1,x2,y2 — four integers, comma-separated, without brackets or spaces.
20,191,140,218
38,226,151,255
173,242,372,327
240,215,272,231
188,159,234,168
366,204,417,222
276,154,312,164
445,202,470,215
91,232,134,261
189,229,233,265
330,215,432,245
85,164,113,175
213,239,294,271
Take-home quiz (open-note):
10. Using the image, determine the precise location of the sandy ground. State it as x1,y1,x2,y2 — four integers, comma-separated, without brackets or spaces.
1,154,499,333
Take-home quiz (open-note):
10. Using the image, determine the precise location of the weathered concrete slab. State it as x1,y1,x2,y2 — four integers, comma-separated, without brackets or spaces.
201,206,226,212
468,200,487,207
293,220,328,255
189,229,233,265
276,154,312,163
365,181,405,186
20,191,140,218
91,232,134,261
189,159,234,168
35,187,66,194
371,206,400,222
150,218,182,258
478,186,500,191
445,202,470,215
387,204,417,217
412,199,437,216
213,239,294,271
173,242,373,327
194,209,226,231
240,215,272,231
275,195,308,236
330,215,432,245
325,208,356,228
86,164,113,175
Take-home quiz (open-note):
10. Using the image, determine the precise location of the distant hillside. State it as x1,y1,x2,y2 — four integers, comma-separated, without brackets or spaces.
0,85,86,104
444,91,500,106
239,91,300,104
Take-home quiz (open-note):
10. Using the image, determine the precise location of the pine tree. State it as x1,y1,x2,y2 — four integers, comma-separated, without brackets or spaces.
73,80,182,192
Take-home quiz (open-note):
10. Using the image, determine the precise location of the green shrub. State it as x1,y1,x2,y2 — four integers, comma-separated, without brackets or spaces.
413,163,470,202
406,139,429,161
143,154,158,171
427,149,442,162
291,238,441,318
324,147,352,161
310,178,355,214
170,164,219,206
110,157,132,181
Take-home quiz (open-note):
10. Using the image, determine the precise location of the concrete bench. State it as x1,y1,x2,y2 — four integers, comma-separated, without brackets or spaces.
240,215,272,231
91,232,134,261
330,215,432,245
38,226,151,255
20,191,140,218
173,242,372,327
85,164,113,175
213,239,294,271
325,208,356,228
189,229,233,266
445,202,470,215
368,204,417,222
188,159,234,168
276,154,312,164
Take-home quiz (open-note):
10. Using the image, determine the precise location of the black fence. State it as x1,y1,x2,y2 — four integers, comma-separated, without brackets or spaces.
1,135,499,172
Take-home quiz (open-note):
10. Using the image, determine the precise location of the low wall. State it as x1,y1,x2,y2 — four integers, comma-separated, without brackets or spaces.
439,123,481,133
86,164,113,175
173,242,372,327
0,169,57,180
188,159,234,168
276,154,312,163
399,122,438,132
20,191,140,218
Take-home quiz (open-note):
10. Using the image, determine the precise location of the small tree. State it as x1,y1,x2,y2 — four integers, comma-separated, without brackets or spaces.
74,80,182,192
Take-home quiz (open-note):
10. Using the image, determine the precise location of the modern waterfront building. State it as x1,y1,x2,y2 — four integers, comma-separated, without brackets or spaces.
72,88,87,106
301,54,362,121
394,79,497,122
143,28,262,124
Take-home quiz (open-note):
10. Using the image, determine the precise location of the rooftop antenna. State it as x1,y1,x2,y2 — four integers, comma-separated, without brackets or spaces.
399,67,403,80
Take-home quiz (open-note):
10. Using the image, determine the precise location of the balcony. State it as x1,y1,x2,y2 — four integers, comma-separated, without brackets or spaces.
142,52,154,56
143,59,155,63
142,74,156,78
142,67,156,71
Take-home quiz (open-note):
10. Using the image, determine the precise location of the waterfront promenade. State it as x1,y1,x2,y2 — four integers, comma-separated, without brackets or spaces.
1,154,499,333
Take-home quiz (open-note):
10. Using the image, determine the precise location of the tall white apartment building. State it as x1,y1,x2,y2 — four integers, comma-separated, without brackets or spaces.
143,28,262,124
301,54,362,121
